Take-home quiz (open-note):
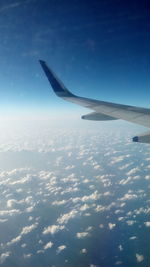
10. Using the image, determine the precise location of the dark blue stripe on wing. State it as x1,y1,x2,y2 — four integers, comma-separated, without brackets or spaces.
39,60,74,97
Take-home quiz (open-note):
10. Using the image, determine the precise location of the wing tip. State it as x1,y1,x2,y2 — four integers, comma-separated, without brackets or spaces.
132,136,139,142
39,59,74,98
39,59,46,65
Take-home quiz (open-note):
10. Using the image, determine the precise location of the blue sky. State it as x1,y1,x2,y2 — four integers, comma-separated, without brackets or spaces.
0,0,150,115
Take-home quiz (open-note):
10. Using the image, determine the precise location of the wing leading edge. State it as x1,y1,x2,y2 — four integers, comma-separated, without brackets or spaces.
39,60,150,143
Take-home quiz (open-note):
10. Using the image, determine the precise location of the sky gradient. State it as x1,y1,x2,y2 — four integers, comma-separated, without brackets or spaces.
1,2,150,266
0,0,150,116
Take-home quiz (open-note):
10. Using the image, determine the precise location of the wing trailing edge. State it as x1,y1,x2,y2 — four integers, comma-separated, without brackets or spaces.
82,112,118,121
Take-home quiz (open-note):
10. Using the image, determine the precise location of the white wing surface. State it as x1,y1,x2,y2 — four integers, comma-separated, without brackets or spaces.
39,60,150,143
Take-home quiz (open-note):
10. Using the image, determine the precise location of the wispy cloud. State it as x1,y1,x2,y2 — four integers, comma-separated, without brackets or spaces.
0,0,34,13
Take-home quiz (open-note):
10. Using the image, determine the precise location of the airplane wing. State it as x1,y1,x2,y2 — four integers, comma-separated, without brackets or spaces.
39,60,150,143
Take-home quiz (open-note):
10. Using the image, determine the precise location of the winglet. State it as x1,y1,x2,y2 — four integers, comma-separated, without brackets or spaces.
39,60,74,98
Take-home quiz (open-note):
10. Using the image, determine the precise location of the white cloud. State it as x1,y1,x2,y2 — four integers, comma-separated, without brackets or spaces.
103,191,111,196
20,223,38,235
43,225,65,235
7,199,18,208
26,206,35,213
79,204,90,211
129,236,137,240
37,250,44,254
9,175,31,185
144,221,150,227
0,251,11,264
119,193,137,201
81,191,100,202
118,245,123,251
23,253,32,258
83,179,90,183
119,177,133,185
115,261,123,265
93,165,101,170
43,241,53,250
85,226,93,232
95,205,106,212
136,253,144,262
56,245,66,254
108,223,116,230
52,200,67,206
0,209,20,216
76,232,90,239
7,235,22,246
126,167,140,176
119,163,132,170
145,175,150,180
118,217,124,221
61,186,79,195
80,248,87,254
57,210,78,224
65,165,75,170
21,243,27,248
0,219,8,223
7,223,38,246
126,220,136,226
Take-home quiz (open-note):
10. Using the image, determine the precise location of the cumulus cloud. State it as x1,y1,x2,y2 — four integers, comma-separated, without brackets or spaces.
80,248,87,254
0,251,11,264
118,245,123,251
0,209,21,217
95,205,106,212
85,226,93,232
7,235,22,246
144,222,150,227
145,175,150,180
79,204,90,211
20,223,38,235
119,193,137,201
126,220,136,226
57,210,78,224
7,199,18,208
43,241,53,250
7,223,38,246
119,177,133,185
56,245,66,254
0,126,149,266
126,167,140,176
136,253,144,262
65,165,75,170
108,223,116,230
9,175,31,185
43,225,65,235
93,165,101,170
81,191,100,202
23,253,32,258
76,232,90,239
52,200,67,206
129,236,137,240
